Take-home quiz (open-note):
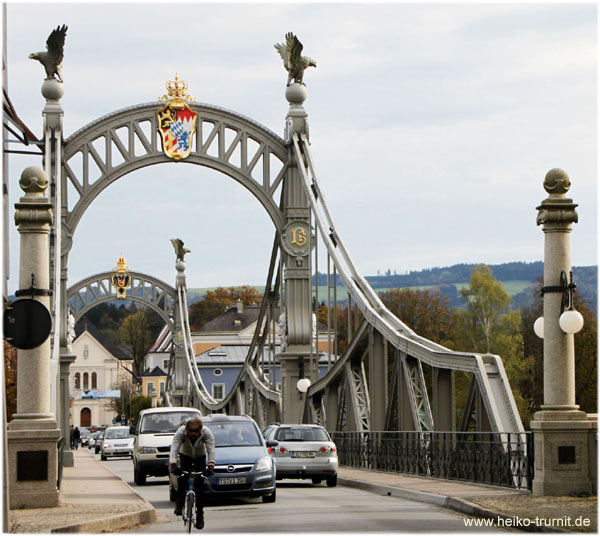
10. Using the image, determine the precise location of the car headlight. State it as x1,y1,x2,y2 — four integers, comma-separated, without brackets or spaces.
103,443,109,448
255,455,273,472
138,447,157,454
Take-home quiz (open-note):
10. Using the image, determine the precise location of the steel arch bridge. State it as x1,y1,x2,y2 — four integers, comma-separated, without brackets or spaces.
44,73,524,439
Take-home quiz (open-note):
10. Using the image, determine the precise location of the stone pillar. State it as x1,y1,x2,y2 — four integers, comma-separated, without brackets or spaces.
7,166,61,508
531,168,593,496
59,355,76,467
278,83,316,424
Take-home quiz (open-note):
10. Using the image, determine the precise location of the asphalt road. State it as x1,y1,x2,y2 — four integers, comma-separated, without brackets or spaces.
97,453,503,533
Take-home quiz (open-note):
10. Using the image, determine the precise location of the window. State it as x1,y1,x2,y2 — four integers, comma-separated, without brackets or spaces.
212,383,225,401
147,383,155,396
83,345,89,359
160,382,165,396
74,372,80,389
163,359,169,371
91,372,97,389
214,368,223,376
83,372,89,390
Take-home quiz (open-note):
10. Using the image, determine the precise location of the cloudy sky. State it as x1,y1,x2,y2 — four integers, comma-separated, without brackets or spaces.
4,2,597,293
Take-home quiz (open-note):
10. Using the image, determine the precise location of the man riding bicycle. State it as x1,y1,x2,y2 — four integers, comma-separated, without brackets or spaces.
169,417,216,529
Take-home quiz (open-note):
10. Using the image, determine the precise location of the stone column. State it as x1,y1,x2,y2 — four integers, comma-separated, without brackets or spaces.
7,166,61,508
530,168,593,496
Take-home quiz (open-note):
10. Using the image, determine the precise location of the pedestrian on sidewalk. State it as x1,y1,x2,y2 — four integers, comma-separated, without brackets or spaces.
169,417,216,530
73,426,81,450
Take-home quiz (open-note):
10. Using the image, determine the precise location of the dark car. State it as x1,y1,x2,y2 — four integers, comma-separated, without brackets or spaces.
80,429,92,447
169,414,278,503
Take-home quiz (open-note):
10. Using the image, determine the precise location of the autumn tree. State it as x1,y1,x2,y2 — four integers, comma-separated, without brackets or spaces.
119,310,154,380
4,340,17,421
189,286,262,331
452,265,533,425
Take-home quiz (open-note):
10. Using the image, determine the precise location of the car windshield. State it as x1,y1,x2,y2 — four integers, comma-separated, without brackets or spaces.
275,427,329,442
105,428,131,440
140,412,200,433
206,422,261,447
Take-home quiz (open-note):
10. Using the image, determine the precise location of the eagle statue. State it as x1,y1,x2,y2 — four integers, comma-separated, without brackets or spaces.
171,238,191,262
274,32,316,86
29,24,68,82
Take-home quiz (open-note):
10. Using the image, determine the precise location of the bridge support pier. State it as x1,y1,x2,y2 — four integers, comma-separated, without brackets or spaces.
279,352,318,423
7,166,61,508
531,169,594,496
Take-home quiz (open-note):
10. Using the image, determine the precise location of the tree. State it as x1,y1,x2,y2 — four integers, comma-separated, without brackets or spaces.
119,310,153,380
4,340,17,421
452,265,532,425
380,288,453,346
128,394,152,425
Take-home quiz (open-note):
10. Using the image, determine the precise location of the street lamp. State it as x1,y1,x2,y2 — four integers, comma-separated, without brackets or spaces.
534,270,584,338
296,356,311,393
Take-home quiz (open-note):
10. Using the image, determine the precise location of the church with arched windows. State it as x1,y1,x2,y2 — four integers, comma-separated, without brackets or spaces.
69,321,134,427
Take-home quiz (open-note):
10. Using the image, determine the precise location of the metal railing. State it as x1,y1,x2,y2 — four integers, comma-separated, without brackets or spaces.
331,431,534,490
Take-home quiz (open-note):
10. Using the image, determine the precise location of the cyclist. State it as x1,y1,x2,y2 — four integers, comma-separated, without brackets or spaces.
169,417,216,529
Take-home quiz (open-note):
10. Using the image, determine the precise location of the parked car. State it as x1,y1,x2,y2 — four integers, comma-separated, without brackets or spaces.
262,423,338,486
100,425,134,461
169,414,278,503
94,431,104,454
131,407,202,485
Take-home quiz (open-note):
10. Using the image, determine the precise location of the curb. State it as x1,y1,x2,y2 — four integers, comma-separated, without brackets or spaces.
338,477,568,533
51,455,157,533
50,506,156,533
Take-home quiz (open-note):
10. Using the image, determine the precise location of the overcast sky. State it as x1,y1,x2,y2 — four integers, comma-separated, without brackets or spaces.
4,2,597,293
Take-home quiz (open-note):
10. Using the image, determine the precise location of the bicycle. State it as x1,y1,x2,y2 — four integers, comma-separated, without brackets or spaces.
179,470,206,532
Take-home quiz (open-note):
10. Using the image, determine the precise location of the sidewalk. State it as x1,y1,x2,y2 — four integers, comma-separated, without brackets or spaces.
7,453,596,533
8,448,156,533
338,467,597,533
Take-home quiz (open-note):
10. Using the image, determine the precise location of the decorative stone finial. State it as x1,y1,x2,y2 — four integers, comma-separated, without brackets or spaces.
286,83,308,105
19,166,48,195
41,78,64,101
543,168,570,196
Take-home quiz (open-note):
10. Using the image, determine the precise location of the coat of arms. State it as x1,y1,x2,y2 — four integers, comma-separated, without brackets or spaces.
157,75,197,160
111,256,131,299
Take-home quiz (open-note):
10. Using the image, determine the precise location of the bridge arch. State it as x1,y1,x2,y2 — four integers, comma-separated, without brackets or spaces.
66,270,177,325
61,102,289,242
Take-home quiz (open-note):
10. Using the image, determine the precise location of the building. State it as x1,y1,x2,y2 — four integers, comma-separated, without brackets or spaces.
140,365,168,406
70,321,134,427
144,301,337,402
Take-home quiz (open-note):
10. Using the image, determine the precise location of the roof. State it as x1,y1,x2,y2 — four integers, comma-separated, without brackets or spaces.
196,344,336,365
148,324,172,352
140,366,167,377
74,320,131,361
197,304,271,333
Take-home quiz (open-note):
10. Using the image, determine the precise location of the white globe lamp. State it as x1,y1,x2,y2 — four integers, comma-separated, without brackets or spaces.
533,317,544,339
296,378,311,393
559,309,584,334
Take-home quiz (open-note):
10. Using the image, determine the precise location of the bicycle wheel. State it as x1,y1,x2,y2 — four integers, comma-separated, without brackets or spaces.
185,492,195,533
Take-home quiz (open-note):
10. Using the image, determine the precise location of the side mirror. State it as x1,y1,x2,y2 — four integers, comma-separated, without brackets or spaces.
266,440,279,448
129,425,137,435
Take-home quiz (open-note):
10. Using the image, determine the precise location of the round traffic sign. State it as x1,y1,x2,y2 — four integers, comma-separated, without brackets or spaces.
4,299,52,350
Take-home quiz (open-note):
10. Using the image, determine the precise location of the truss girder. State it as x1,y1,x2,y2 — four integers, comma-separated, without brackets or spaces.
67,270,176,324
292,132,524,435
61,103,289,238
401,355,434,432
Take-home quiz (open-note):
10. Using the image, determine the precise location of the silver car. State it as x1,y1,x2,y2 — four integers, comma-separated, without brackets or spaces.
262,424,338,486
100,426,134,461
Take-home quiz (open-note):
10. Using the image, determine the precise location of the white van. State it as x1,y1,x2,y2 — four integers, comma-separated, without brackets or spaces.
131,407,202,485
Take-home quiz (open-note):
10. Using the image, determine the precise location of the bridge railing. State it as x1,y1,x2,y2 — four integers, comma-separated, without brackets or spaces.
331,431,534,491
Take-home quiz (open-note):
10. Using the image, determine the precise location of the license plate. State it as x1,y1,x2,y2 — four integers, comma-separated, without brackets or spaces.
291,451,316,458
218,477,247,485
115,443,128,447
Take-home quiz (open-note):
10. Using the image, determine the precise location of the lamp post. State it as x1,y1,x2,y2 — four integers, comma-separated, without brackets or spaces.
530,168,594,496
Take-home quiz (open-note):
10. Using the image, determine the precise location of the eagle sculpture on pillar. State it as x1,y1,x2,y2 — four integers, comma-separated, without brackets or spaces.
171,238,191,262
29,24,68,82
274,32,316,86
